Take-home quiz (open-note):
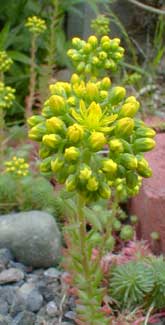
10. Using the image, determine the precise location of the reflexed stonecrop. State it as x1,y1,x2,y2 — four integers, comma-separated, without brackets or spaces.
25,16,46,35
0,51,13,73
67,35,124,76
28,38,156,203
0,82,15,109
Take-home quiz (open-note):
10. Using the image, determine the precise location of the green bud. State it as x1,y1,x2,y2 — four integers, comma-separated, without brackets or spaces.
136,155,152,177
42,134,61,148
87,35,98,48
51,156,64,172
133,138,156,153
119,100,140,118
120,153,138,170
27,115,45,127
109,87,126,106
46,117,65,133
87,176,99,191
120,225,134,241
135,127,156,138
105,236,115,250
99,183,111,199
28,123,46,141
109,139,124,153
40,157,52,173
66,175,77,191
126,171,139,187
113,219,122,232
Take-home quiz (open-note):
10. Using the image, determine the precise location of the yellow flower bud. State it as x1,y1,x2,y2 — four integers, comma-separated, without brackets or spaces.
101,77,111,89
102,159,117,174
119,101,140,118
86,82,99,101
42,134,61,148
89,132,106,151
48,95,66,115
71,73,80,84
115,117,134,137
100,90,108,100
87,176,99,191
67,124,84,143
40,157,52,173
79,166,92,180
87,35,98,48
51,157,64,172
64,146,80,161
109,139,124,152
109,87,126,105
101,36,110,44
72,37,82,49
46,117,65,133
136,155,152,177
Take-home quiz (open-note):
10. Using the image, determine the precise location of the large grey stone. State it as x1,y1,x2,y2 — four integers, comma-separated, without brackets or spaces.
0,211,61,268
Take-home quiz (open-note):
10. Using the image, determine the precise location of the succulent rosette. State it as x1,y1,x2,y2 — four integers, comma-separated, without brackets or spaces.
28,50,156,202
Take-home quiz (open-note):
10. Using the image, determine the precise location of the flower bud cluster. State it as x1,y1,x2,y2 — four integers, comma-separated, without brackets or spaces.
67,35,124,76
25,16,46,35
0,82,15,109
4,156,29,177
0,51,13,73
28,58,155,201
91,15,110,36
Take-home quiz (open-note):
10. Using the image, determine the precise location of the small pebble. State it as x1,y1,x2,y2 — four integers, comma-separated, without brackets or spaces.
46,301,58,317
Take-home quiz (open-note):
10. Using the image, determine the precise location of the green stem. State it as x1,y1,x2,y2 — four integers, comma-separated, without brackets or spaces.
26,34,37,119
47,0,59,77
77,194,96,325
126,0,165,15
0,72,4,82
0,107,5,163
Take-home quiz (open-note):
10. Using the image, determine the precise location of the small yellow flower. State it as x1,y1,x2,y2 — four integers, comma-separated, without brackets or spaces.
46,117,65,133
25,16,46,34
79,166,92,181
42,134,61,148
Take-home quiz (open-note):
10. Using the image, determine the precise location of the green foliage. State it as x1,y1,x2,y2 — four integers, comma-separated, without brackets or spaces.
0,172,63,217
110,261,154,309
109,258,165,311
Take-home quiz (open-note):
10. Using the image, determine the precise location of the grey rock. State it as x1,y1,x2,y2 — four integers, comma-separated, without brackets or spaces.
1,286,17,305
0,248,13,266
0,314,12,325
0,263,5,272
10,293,26,317
9,261,30,273
46,301,58,317
64,311,76,320
44,268,61,279
0,268,24,284
12,311,36,325
26,289,43,312
0,211,61,268
0,299,8,315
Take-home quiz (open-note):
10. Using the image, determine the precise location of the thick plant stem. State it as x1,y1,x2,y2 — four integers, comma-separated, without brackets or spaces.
0,107,5,162
77,195,96,325
26,34,37,119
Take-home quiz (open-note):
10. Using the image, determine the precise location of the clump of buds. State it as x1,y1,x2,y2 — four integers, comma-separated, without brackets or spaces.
0,51,13,73
67,34,124,76
91,15,110,36
25,16,46,35
4,156,29,177
0,82,15,109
